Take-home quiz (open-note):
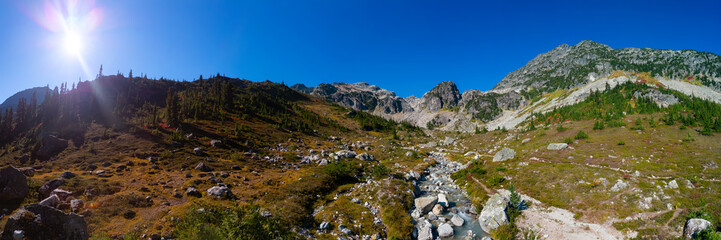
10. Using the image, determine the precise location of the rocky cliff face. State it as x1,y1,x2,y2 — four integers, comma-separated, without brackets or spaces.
493,40,721,93
420,81,461,112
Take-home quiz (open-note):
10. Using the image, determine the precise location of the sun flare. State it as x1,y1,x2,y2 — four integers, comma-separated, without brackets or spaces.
63,31,83,57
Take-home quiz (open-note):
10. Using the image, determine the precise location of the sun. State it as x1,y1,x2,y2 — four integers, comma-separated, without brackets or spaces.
63,31,83,57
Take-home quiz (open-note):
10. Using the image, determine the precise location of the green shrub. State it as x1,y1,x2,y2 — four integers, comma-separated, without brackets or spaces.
488,175,506,187
617,140,625,145
371,164,390,179
490,224,519,240
556,125,568,132
564,138,573,144
574,130,588,140
175,205,294,240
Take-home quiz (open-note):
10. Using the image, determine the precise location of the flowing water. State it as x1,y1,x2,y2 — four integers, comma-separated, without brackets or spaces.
413,152,489,239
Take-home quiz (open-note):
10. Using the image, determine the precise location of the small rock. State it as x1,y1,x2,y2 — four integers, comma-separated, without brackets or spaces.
207,186,233,199
39,178,65,197
356,152,374,161
432,204,444,215
195,162,213,172
668,179,679,189
610,180,627,192
39,195,60,208
123,210,136,219
193,147,203,155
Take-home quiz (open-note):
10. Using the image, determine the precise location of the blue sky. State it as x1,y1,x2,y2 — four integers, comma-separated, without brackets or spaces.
1,0,720,101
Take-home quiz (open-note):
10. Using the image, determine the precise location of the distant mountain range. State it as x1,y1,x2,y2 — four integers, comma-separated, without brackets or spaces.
292,40,721,131
0,87,49,112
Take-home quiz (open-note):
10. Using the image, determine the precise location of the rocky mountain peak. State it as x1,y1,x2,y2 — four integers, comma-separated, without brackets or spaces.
421,81,461,112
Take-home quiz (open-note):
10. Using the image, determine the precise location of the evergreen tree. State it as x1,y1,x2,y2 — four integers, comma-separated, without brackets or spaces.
165,89,180,127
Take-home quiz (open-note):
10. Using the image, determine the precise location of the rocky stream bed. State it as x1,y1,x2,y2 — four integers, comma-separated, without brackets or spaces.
411,152,490,240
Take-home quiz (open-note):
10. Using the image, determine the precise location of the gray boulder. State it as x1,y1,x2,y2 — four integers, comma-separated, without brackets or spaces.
186,187,202,197
493,147,515,162
335,150,357,159
1,203,89,240
207,186,233,199
668,179,679,189
0,166,29,201
60,171,77,179
684,218,712,239
356,152,374,161
405,170,421,181
39,195,61,208
195,162,213,172
610,180,628,192
478,193,509,232
70,199,84,212
414,196,438,214
438,223,454,238
547,143,568,150
417,220,433,240
210,139,224,147
451,214,465,226
39,178,65,197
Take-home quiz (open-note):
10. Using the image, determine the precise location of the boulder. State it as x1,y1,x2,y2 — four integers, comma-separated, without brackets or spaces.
432,204,444,215
414,196,438,214
356,152,374,161
16,167,35,177
405,171,421,181
417,220,433,240
193,147,203,155
451,214,465,226
493,147,515,162
0,166,29,201
60,171,77,179
195,162,213,172
335,150,357,159
668,179,679,189
39,195,61,208
319,222,330,230
70,199,84,212
39,178,65,197
36,135,68,159
684,218,712,239
186,187,202,197
50,189,72,201
438,193,449,207
207,186,233,199
610,180,628,192
478,193,509,232
210,140,224,148
547,143,568,150
1,203,89,240
411,209,422,219
438,223,454,238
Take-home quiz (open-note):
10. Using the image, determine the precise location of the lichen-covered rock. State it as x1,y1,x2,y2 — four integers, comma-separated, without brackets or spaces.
684,218,712,239
478,193,509,232
335,150,357,159
547,143,568,150
1,203,89,240
0,166,28,201
356,152,374,161
610,180,628,192
493,147,515,162
207,186,233,199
